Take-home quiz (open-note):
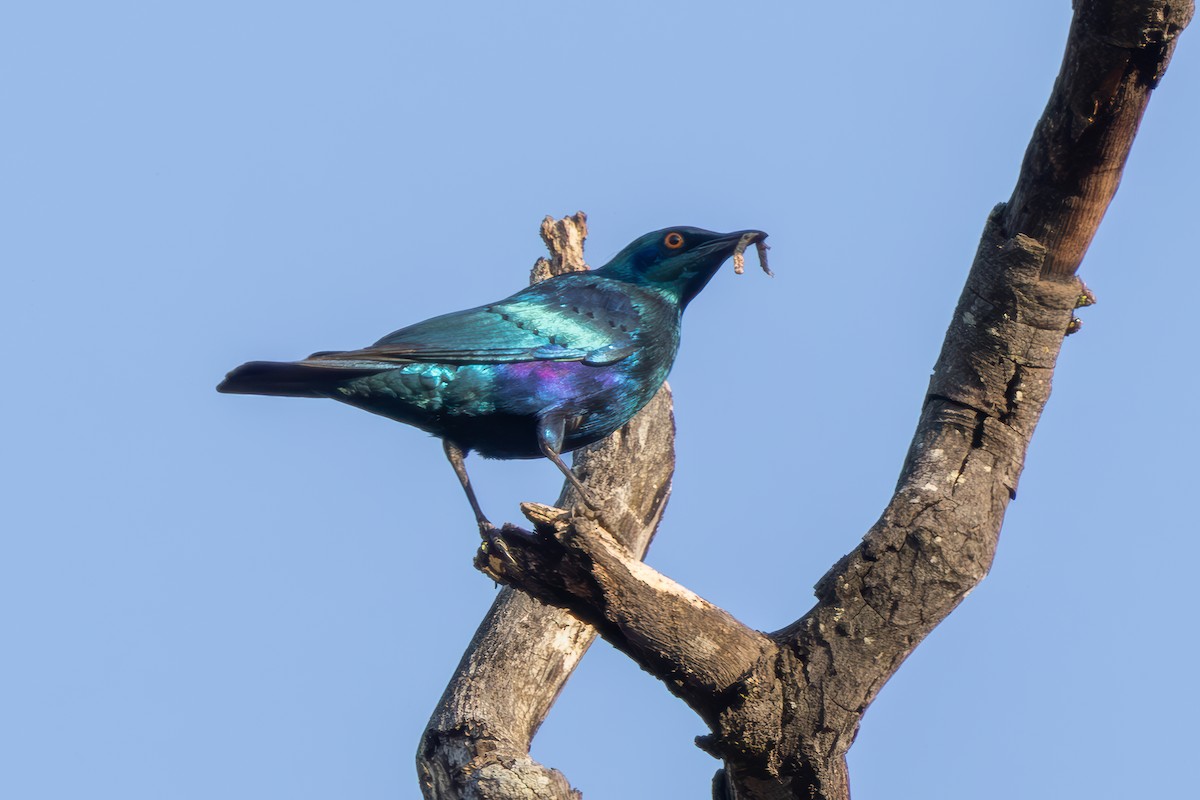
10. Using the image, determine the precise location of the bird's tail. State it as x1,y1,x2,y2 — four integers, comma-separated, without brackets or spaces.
216,360,384,398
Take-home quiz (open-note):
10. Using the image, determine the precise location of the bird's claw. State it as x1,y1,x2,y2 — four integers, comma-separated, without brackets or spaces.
575,487,600,513
477,523,518,583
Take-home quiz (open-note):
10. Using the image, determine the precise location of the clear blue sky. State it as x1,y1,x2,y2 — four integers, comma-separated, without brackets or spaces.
3,3,1198,798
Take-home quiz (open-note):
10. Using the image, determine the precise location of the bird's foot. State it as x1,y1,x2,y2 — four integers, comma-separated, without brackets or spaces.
573,498,622,537
574,485,600,512
476,523,521,584
475,522,545,585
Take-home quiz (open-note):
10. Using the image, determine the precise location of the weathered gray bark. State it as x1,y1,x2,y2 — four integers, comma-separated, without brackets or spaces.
464,2,1194,798
417,214,677,800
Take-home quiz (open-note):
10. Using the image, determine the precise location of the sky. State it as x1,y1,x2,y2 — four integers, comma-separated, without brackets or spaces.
3,2,1198,798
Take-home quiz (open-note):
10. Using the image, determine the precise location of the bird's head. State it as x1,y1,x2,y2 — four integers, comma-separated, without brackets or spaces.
596,227,769,308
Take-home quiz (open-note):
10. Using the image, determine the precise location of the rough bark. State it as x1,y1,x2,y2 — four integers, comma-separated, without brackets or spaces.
471,2,1194,798
417,214,677,800
1007,0,1192,278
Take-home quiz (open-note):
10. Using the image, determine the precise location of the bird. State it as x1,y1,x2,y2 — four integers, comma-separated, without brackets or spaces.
218,226,768,534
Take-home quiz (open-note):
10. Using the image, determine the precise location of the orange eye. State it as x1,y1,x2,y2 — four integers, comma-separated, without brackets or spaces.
663,232,685,249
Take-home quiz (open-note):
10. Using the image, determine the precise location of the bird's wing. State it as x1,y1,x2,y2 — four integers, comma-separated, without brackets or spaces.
303,275,644,367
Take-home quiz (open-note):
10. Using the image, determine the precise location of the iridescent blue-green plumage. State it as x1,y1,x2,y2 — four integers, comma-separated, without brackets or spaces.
218,226,767,530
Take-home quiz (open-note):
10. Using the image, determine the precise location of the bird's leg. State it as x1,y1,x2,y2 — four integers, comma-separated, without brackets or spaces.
536,415,599,510
442,439,496,534
443,439,518,578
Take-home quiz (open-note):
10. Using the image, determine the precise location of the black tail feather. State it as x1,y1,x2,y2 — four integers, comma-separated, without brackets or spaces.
216,360,381,398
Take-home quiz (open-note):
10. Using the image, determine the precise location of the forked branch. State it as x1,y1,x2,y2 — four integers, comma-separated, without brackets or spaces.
470,2,1194,798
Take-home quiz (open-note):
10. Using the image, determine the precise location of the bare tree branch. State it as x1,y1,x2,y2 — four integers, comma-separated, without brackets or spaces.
1008,0,1191,278
473,2,1194,798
